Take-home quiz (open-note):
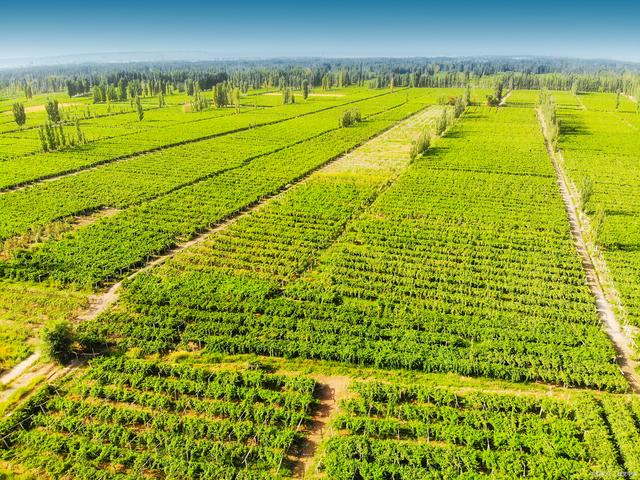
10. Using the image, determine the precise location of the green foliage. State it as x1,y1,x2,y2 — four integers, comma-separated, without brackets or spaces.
190,89,209,112
24,83,33,100
435,108,449,135
409,129,430,161
453,95,467,118
539,90,560,149
40,320,75,364
50,105,628,393
578,175,594,211
135,95,144,121
590,206,606,243
494,80,504,102
74,119,86,145
12,102,26,127
92,85,104,104
105,84,118,103
232,87,240,113
339,108,361,127
302,79,309,99
463,85,471,104
0,90,431,287
38,122,67,152
214,82,229,108
0,358,315,478
117,79,127,101
571,80,580,95
557,92,640,326
282,87,295,104
485,80,505,106
322,382,632,478
45,99,61,123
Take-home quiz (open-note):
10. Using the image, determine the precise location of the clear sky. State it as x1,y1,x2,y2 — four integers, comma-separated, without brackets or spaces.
1,0,639,62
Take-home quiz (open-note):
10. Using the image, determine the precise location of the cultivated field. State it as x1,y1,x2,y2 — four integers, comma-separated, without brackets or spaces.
1,78,639,479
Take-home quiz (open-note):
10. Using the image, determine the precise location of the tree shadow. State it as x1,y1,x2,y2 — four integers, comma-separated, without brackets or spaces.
559,114,591,137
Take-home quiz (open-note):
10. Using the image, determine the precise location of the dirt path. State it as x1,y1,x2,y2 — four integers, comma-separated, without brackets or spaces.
292,376,351,479
0,353,41,387
0,362,52,405
19,102,83,114
537,108,640,393
263,92,345,97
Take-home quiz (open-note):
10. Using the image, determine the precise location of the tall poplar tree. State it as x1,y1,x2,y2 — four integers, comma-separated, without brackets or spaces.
135,96,144,121
45,99,61,123
12,102,26,128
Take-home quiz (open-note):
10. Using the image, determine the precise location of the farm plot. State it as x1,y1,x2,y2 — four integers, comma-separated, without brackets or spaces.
0,87,389,190
100,105,626,392
82,103,445,345
316,381,640,479
0,357,317,479
556,92,640,326
0,94,193,157
0,91,437,287
0,88,424,245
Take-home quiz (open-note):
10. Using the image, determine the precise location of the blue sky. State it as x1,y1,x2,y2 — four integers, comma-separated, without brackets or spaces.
2,0,639,62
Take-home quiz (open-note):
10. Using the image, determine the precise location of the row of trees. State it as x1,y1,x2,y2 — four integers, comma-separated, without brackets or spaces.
539,90,559,149
37,119,86,152
5,58,639,100
35,98,89,150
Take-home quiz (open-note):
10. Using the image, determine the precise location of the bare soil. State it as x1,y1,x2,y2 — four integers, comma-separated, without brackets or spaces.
21,102,83,114
292,376,351,478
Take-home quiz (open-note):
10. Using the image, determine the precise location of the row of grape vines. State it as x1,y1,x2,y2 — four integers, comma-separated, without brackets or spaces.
317,381,640,479
0,357,316,479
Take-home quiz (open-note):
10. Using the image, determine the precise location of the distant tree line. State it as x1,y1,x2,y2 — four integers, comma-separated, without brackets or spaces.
1,57,639,99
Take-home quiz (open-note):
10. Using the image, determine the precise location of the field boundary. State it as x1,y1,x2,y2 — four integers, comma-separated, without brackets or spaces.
537,107,640,392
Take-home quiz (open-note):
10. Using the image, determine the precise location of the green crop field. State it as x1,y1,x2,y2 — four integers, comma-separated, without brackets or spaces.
554,92,640,326
1,59,639,479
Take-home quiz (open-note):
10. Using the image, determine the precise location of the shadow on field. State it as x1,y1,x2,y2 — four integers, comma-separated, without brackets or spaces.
559,113,591,136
